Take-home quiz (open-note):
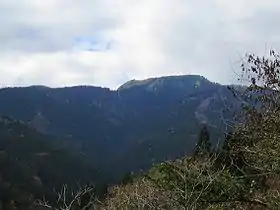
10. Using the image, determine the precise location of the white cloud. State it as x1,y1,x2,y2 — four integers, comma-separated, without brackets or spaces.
1,0,280,89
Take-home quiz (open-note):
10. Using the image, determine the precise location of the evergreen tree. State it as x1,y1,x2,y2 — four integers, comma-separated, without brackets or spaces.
194,124,211,157
121,172,134,185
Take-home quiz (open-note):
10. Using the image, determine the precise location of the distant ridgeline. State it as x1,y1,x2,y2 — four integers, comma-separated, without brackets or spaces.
0,75,239,186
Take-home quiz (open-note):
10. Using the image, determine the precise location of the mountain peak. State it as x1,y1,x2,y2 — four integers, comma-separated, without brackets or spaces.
118,75,210,91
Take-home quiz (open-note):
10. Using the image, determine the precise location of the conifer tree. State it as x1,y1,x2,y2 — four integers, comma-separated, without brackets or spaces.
194,124,211,157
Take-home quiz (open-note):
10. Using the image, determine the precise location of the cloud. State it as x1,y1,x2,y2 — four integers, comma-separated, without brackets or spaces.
1,0,280,89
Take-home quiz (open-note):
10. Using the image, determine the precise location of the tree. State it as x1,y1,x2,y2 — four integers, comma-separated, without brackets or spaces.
194,124,211,157
121,172,134,185
224,50,280,208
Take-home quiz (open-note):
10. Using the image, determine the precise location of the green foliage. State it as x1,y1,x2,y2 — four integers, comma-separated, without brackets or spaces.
120,172,135,185
194,124,211,157
147,155,256,209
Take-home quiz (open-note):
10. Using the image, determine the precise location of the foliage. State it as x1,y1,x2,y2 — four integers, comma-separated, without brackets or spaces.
98,178,175,210
33,185,97,210
194,124,211,157
86,51,280,209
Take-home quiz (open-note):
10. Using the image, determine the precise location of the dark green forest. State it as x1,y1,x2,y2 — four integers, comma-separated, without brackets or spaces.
0,75,237,183
0,117,106,209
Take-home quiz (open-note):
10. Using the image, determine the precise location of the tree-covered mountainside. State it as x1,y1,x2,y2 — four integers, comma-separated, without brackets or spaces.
0,117,102,209
80,51,280,210
0,75,238,181
2,51,279,209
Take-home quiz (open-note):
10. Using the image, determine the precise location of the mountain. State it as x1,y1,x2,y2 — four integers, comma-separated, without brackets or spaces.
0,75,238,182
0,117,102,209
114,75,237,177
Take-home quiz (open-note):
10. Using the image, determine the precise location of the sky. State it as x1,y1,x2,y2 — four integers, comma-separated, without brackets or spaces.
1,0,280,89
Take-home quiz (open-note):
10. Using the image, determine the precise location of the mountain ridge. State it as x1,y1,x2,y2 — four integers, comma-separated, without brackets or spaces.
0,75,237,183
118,75,208,89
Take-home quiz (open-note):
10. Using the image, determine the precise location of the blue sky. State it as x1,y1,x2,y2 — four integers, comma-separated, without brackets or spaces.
1,0,280,89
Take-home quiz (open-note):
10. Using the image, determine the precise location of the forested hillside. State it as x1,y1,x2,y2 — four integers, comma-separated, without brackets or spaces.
0,117,103,209
1,51,280,209
0,75,237,183
75,51,280,210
